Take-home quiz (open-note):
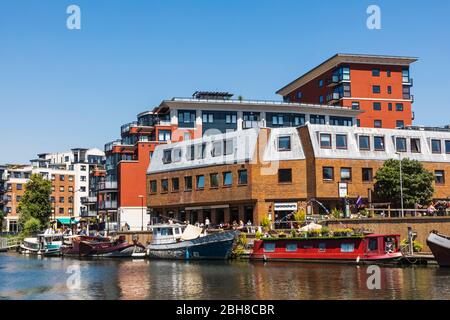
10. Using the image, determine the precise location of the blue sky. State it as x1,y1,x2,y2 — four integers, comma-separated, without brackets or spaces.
1,0,450,163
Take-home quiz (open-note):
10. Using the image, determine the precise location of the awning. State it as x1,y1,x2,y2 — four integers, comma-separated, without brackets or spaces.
57,218,79,225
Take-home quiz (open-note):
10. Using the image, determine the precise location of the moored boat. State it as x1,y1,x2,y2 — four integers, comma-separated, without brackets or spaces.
250,233,402,264
61,235,110,257
147,224,238,260
78,235,146,258
426,231,450,267
20,234,64,257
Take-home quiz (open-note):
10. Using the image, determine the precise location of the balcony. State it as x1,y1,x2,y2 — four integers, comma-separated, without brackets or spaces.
97,181,118,191
80,210,98,218
326,75,340,87
81,196,97,204
402,78,413,86
327,92,341,103
105,140,122,152
403,94,414,102
98,200,118,210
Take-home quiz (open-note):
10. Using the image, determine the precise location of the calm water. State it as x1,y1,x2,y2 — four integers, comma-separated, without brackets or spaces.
0,252,449,300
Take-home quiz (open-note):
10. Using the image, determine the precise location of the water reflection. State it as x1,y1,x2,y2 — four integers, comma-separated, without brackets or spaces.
0,253,449,300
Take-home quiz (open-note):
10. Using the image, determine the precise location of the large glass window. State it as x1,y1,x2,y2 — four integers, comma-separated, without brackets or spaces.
402,68,410,83
329,116,353,126
341,243,355,253
224,139,234,156
320,134,332,148
278,136,291,151
173,148,182,163
396,137,407,152
212,141,223,157
178,110,196,124
202,113,214,123
336,134,348,149
432,139,442,154
310,115,326,125
359,135,370,150
225,114,237,124
158,130,171,141
278,169,292,183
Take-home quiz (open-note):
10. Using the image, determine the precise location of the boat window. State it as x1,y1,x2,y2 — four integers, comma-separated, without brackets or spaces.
161,228,168,236
175,228,180,235
286,243,297,252
340,243,355,253
368,238,378,251
168,228,173,236
263,243,276,252
319,243,326,252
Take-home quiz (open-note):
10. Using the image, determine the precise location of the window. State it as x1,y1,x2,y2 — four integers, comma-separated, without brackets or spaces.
372,69,380,76
272,115,284,125
319,243,326,252
80,187,86,192
318,79,323,87
372,85,381,94
368,238,378,251
396,137,407,152
178,110,196,124
396,103,404,111
162,149,172,164
356,119,360,127
210,173,219,188
373,102,381,111
223,172,232,186
286,243,298,252
278,169,292,183
173,148,182,163
225,114,237,124
319,133,332,148
396,120,405,128
446,140,450,154
387,86,392,94
196,175,205,189
341,243,355,253
69,176,74,182
81,165,87,171
68,186,74,192
336,134,348,149
161,179,169,193
16,196,22,202
238,170,248,185
16,184,23,190
80,176,87,182
359,136,370,150
212,141,223,157
172,178,179,191
59,197,65,203
263,243,275,252
329,116,353,126
322,167,334,181
362,168,373,182
374,120,382,128
293,115,306,126
184,176,193,191
50,196,55,203
59,208,64,214
411,138,421,153
432,139,442,153
51,175,56,181
310,115,326,124
319,95,324,104
60,186,65,192
278,136,291,151
435,170,445,185
296,91,302,99
351,102,360,110
224,139,234,156
374,136,385,150
188,143,206,160
340,168,352,182
402,68,410,83
202,113,214,123
68,197,73,204
388,103,393,111
158,130,171,141
387,70,391,77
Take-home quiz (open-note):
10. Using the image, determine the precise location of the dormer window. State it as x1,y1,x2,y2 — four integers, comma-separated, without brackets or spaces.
162,149,172,164
278,136,291,151
319,133,332,149
411,138,421,153
395,137,407,152
212,141,223,157
359,135,370,150
374,136,385,151
431,139,442,154
336,134,348,149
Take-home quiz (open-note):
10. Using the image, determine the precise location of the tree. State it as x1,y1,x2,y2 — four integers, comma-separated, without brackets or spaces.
17,174,52,229
374,158,434,208
23,217,42,236
0,209,5,231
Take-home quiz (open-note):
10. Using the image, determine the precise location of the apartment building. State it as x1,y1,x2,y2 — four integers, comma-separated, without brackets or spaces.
105,92,361,230
277,54,417,129
147,124,450,226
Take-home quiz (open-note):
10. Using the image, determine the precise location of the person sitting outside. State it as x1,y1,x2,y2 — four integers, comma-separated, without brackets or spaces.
426,203,437,216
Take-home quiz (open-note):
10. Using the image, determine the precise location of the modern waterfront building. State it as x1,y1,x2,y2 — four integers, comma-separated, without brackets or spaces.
104,92,361,230
146,124,450,226
276,54,417,129
0,148,105,232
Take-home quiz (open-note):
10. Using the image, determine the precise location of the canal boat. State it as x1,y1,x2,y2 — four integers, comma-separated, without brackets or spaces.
426,231,450,267
147,224,238,260
20,234,64,256
250,233,402,264
78,235,146,258
61,235,110,257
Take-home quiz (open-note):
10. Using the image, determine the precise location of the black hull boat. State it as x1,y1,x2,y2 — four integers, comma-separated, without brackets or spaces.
77,236,146,258
147,224,238,260
427,231,450,267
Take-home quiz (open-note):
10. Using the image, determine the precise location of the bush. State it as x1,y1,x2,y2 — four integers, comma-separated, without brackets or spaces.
261,217,271,232
294,209,306,223
401,239,423,253
237,233,248,247
255,230,263,239
331,208,343,219
22,217,41,236
321,226,330,236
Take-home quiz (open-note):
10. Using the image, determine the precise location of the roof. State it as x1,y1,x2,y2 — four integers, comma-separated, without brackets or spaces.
276,53,418,96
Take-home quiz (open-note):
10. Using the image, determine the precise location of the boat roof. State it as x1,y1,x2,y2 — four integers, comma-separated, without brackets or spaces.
150,223,185,228
38,233,64,237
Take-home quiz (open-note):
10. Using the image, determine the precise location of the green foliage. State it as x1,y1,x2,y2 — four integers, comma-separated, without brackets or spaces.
261,216,271,231
333,228,354,237
307,229,321,237
17,174,52,228
237,233,248,246
293,208,306,222
374,159,434,208
359,208,370,217
23,217,41,236
290,229,297,238
321,226,330,236
255,230,263,239
401,239,424,253
331,208,343,219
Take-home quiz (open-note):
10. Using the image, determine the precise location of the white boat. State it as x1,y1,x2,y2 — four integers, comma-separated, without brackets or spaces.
147,223,238,260
20,233,64,256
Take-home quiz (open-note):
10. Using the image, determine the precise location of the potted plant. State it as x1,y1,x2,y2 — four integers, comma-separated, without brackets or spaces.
321,226,330,237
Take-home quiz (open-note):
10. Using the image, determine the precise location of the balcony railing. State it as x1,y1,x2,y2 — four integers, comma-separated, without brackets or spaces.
121,121,138,134
105,140,122,152
97,181,118,191
98,200,118,210
81,196,97,204
80,210,98,218
243,120,265,129
402,78,413,86
327,92,341,103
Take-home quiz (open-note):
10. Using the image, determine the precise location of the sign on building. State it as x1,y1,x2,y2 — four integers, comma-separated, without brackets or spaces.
338,183,348,198
274,202,298,212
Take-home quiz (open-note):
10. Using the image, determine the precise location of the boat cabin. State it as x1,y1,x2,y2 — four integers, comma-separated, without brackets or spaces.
151,224,185,245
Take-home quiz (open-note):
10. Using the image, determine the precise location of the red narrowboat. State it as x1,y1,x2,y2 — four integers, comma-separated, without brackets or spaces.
250,234,402,264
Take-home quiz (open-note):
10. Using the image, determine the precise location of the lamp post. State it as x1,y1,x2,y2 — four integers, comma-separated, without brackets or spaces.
138,195,144,231
395,152,405,218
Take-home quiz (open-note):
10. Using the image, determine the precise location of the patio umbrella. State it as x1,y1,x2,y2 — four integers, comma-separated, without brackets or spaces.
299,222,323,232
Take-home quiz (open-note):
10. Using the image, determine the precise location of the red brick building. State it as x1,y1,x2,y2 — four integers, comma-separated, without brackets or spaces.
276,54,417,129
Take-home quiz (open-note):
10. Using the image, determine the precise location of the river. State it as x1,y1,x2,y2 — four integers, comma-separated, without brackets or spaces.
0,252,449,300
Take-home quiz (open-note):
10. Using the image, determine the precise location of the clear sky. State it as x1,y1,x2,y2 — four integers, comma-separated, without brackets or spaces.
1,0,450,163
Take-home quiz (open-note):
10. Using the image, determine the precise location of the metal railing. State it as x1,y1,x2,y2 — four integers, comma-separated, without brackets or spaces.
98,181,118,190
243,120,265,129
98,200,118,209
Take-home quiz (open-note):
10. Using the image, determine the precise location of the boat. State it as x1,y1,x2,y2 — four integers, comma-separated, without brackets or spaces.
250,232,403,264
78,235,146,258
20,233,64,256
147,223,238,260
60,235,110,257
426,231,450,267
